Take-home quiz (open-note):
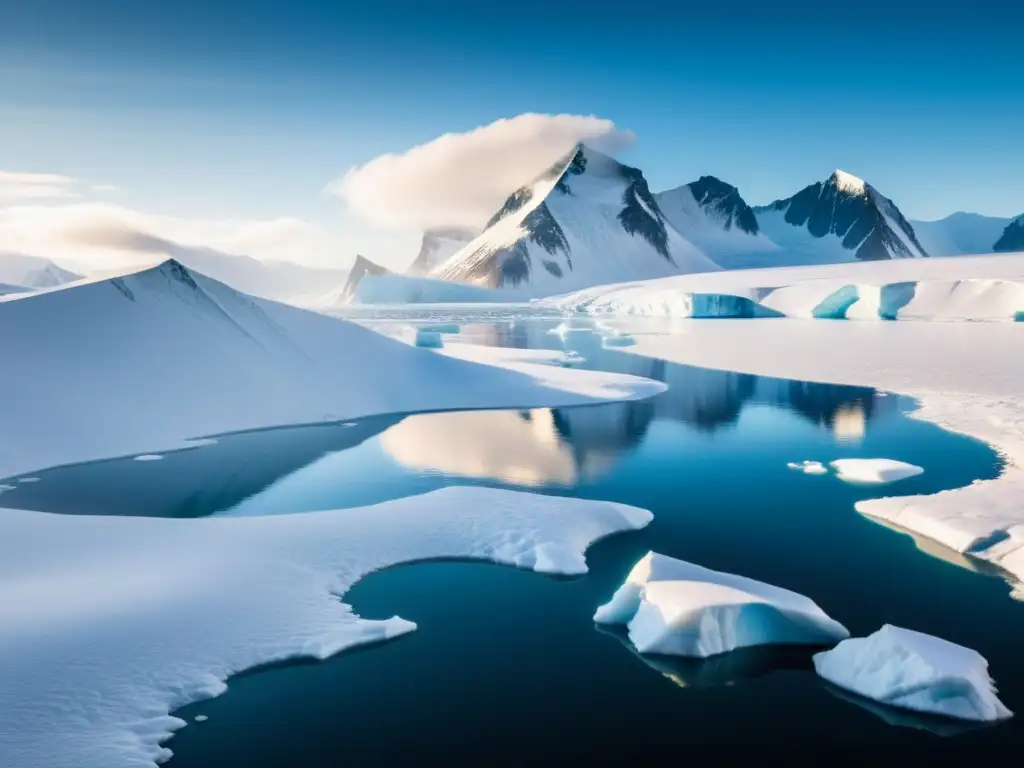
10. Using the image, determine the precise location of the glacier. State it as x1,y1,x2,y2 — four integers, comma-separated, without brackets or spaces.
0,487,652,768
546,253,1024,322
814,625,1011,722
593,552,848,657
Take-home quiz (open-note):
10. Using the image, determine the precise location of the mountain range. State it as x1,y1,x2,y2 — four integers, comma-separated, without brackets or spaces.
370,143,1022,300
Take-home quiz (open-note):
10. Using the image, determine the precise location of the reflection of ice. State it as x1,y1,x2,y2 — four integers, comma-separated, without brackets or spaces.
822,683,996,737
597,624,820,689
381,409,579,486
832,403,866,443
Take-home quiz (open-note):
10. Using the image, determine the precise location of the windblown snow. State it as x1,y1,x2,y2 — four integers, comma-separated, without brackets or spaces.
0,259,665,479
814,624,1011,722
593,552,848,657
0,487,652,768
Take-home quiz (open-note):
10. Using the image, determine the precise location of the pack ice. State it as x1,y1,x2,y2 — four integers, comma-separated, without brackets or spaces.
814,625,1012,722
0,487,652,768
593,552,848,657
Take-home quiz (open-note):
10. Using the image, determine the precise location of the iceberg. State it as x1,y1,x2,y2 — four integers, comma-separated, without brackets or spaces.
414,329,444,348
814,625,1012,723
0,486,652,768
593,552,848,657
597,625,819,689
830,459,923,484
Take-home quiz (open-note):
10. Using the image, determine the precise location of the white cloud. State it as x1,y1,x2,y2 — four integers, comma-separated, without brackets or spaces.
0,171,79,201
328,113,634,230
0,202,343,272
90,184,120,194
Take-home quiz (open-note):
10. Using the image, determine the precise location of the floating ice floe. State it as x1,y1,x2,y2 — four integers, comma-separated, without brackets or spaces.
414,329,444,348
133,454,164,462
17,477,40,483
0,484,14,495
814,624,1012,723
193,715,208,723
0,486,652,768
787,460,828,475
830,459,923,484
594,552,848,657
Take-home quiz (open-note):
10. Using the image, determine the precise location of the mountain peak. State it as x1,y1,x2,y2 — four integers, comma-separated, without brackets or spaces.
828,169,867,196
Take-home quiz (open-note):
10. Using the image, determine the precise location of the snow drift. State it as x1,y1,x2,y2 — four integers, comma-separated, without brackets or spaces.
0,259,665,479
593,551,848,657
0,487,652,768
814,625,1011,722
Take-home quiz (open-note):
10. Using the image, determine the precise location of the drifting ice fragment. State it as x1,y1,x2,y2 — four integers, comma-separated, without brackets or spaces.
787,460,827,475
602,333,636,348
133,455,163,462
193,715,208,723
594,552,848,657
831,459,923,484
814,625,1011,723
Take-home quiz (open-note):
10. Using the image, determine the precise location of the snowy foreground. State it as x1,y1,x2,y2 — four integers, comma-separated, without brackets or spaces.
547,253,1024,321
594,552,848,656
619,318,1024,586
0,259,664,479
0,487,652,767
815,625,1011,722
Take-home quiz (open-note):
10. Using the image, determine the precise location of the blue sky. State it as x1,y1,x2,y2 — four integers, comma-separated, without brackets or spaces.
1,0,1021,269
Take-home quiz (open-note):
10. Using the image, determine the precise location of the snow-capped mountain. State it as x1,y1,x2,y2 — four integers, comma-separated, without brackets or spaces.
911,212,1015,256
429,144,720,296
655,177,780,269
994,216,1024,253
753,170,928,263
0,252,81,289
407,227,477,275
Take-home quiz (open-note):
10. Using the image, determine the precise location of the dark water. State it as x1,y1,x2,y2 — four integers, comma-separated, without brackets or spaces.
5,315,1022,761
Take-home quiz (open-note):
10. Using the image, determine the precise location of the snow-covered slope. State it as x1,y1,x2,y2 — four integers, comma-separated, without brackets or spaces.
407,227,477,275
548,253,1024,322
429,144,720,298
0,252,81,289
0,487,652,768
995,216,1024,253
0,259,665,479
753,170,928,264
912,212,1014,256
0,281,28,295
655,177,781,269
